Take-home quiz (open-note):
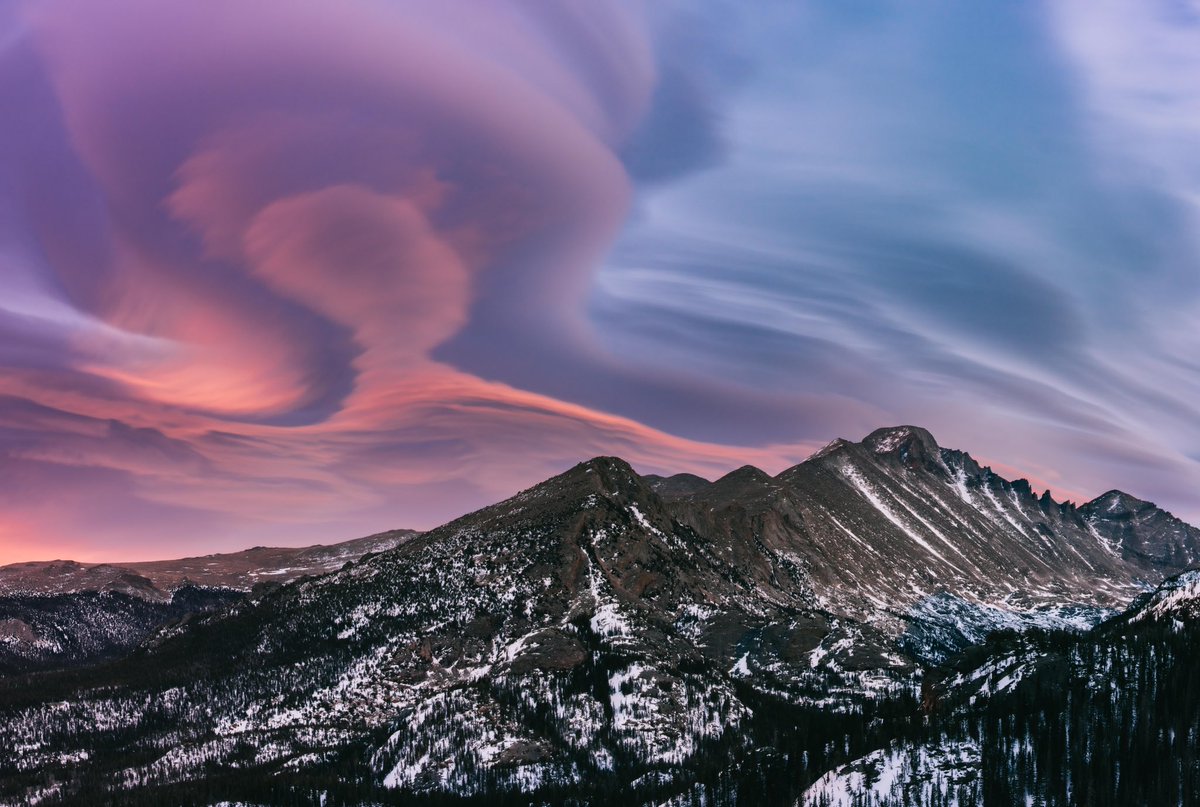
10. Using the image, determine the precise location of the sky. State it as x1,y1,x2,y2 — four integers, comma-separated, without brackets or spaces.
2,0,1199,563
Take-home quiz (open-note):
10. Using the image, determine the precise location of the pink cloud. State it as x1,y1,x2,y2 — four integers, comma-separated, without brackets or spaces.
243,185,472,356
1,0,800,561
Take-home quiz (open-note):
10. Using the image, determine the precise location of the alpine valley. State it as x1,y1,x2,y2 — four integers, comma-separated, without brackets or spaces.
1,426,1198,806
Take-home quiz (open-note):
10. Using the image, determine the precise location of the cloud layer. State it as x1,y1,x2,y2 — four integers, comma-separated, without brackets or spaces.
1,0,1198,562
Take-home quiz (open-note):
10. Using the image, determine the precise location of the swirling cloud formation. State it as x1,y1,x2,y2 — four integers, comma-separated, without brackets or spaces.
1,1,1198,561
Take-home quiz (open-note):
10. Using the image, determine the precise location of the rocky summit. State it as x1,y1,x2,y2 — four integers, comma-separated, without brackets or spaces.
0,426,1197,806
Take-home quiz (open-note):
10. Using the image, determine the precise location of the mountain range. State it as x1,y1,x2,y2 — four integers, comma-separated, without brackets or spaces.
0,425,1196,806
0,531,416,674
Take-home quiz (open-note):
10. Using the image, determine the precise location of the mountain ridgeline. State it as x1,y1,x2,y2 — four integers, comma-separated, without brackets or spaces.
0,426,1197,806
0,531,418,674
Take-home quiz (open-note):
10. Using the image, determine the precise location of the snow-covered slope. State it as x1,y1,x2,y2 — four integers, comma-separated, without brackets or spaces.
799,565,1200,807
801,740,981,807
1125,567,1200,623
0,426,1196,804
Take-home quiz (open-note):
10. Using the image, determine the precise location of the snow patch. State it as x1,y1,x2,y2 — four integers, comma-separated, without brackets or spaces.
839,462,957,570
802,740,981,807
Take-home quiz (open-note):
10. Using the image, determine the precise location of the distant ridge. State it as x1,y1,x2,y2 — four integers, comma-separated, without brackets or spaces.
0,529,419,673
0,529,419,599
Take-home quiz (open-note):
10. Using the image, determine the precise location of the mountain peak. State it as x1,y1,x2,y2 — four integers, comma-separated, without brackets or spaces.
1077,489,1200,571
643,472,711,499
577,455,638,475
861,425,941,456
858,426,948,475
552,455,648,501
809,438,853,461
1085,489,1149,514
576,456,643,482
784,426,946,479
715,464,772,485
702,464,775,505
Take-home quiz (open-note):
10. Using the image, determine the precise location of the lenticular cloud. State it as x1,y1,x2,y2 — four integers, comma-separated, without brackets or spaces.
0,1,811,561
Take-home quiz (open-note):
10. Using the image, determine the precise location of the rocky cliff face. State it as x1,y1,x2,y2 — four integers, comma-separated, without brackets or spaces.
654,425,1196,654
1079,490,1200,571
